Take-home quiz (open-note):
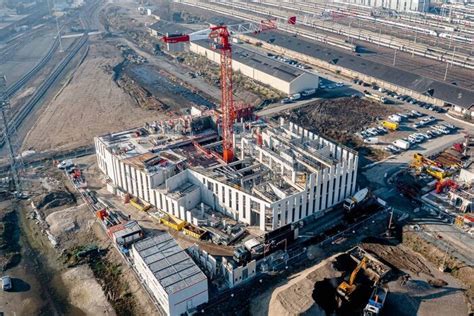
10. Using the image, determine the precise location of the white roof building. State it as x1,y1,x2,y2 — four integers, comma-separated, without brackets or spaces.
131,234,209,316
190,40,319,95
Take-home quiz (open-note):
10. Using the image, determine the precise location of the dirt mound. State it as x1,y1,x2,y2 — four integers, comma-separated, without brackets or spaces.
35,191,75,210
285,97,396,143
45,204,95,245
269,254,342,316
428,278,448,288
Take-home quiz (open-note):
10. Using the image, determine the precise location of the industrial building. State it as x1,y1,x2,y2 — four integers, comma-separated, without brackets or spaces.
241,31,474,114
131,234,209,316
95,116,358,232
190,40,319,95
335,0,430,12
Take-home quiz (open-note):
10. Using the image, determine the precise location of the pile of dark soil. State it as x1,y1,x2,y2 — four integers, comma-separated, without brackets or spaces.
35,191,75,210
285,97,396,144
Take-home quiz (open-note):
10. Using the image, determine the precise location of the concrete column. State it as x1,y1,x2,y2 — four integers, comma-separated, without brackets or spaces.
245,195,251,223
281,202,287,226
260,203,267,231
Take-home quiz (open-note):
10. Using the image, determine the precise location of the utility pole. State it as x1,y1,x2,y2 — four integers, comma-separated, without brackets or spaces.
393,49,397,66
444,58,449,81
0,75,23,196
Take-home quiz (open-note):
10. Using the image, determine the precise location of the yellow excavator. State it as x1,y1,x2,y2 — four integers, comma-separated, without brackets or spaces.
337,257,368,301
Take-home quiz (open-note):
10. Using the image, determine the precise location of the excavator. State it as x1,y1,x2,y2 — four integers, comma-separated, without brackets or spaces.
337,257,368,301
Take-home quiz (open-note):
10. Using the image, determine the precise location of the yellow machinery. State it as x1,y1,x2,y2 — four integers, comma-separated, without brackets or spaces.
382,121,399,131
337,257,368,300
411,153,449,180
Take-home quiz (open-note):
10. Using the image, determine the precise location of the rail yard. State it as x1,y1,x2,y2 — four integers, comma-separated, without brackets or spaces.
0,0,473,315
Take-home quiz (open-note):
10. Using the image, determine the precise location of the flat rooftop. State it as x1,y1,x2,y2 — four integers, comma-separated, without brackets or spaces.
149,20,191,35
194,39,312,82
249,30,474,108
133,234,207,295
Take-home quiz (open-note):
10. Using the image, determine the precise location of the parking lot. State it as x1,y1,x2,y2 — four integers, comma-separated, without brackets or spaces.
358,103,462,156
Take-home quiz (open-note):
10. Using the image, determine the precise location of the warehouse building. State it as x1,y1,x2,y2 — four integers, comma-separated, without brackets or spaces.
131,234,209,316
190,40,319,95
242,31,474,116
95,116,358,232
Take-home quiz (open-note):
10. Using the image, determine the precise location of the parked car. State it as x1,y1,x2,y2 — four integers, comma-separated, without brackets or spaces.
57,159,74,170
442,123,455,130
386,145,401,153
2,276,12,291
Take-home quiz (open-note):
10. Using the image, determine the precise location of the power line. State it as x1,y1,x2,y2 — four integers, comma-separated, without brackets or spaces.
0,75,24,197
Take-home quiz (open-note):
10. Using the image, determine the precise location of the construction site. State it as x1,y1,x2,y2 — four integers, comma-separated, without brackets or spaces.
0,0,473,315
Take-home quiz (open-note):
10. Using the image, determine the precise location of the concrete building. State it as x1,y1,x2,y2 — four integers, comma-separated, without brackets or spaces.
95,116,358,233
131,234,209,316
190,40,319,95
335,0,430,12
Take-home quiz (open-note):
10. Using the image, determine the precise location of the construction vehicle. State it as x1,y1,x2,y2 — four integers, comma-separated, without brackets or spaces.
382,120,399,131
343,188,369,211
162,17,295,163
337,257,368,300
435,179,458,194
363,285,388,316
411,153,451,180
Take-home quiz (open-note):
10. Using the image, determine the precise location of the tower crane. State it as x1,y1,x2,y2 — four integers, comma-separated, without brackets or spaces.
162,17,296,163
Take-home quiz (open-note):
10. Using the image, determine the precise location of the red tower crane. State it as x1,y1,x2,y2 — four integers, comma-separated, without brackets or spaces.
162,17,296,163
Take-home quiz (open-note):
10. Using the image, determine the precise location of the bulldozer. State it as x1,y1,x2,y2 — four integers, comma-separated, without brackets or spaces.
337,257,368,301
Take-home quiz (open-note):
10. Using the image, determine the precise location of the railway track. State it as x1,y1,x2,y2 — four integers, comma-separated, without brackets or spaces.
0,0,101,148
4,37,60,98
197,0,474,69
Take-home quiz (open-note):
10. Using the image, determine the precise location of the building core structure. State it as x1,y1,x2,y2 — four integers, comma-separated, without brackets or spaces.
95,116,358,232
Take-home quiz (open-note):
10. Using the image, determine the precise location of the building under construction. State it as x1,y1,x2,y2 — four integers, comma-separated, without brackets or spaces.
95,114,358,232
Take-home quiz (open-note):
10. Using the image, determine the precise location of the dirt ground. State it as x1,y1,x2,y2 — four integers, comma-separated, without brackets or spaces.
22,40,163,152
285,97,397,144
403,230,474,314
0,199,56,315
253,239,469,316
57,265,116,315
259,254,342,316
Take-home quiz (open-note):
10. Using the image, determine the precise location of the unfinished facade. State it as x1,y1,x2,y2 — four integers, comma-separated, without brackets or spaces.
95,116,358,232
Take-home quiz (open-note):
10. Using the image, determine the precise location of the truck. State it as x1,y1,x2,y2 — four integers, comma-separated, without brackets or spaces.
363,285,388,316
382,120,399,131
392,139,410,150
343,188,369,211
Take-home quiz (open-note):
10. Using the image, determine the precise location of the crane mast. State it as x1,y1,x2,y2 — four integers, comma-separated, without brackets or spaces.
210,26,235,162
162,17,295,163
